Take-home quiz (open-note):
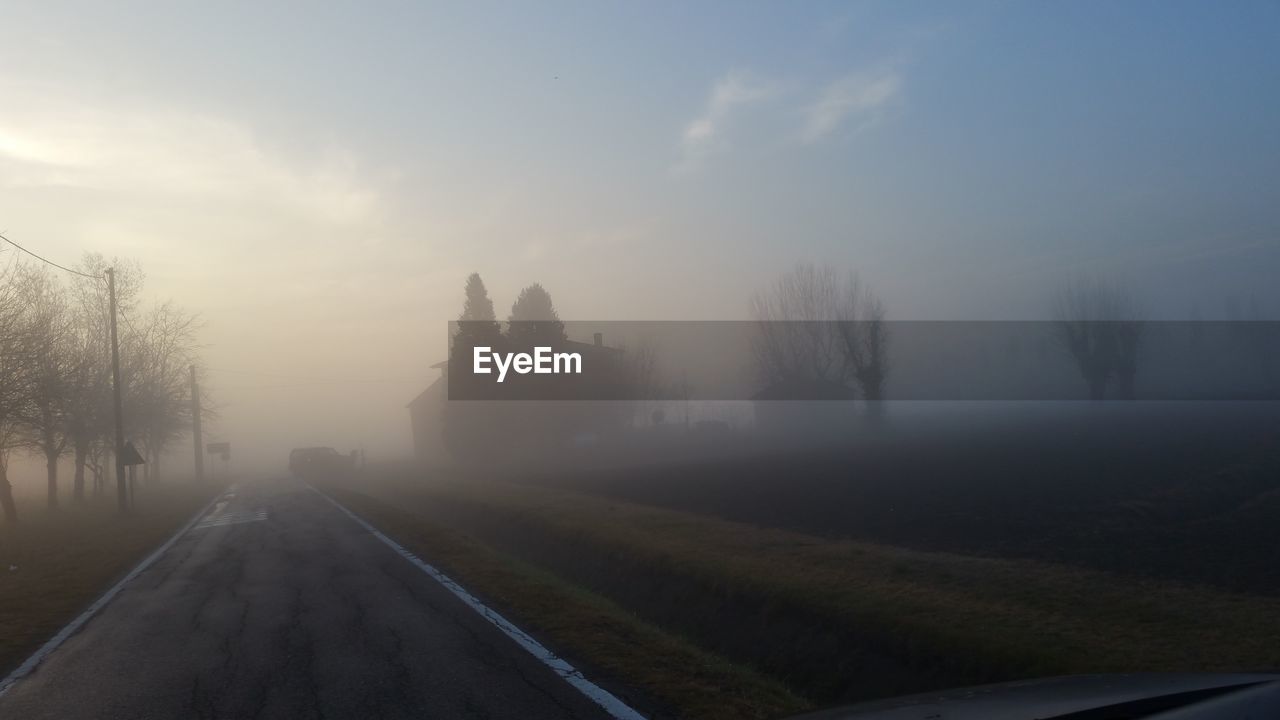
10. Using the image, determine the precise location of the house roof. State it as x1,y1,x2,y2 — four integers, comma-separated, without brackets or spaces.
406,375,445,408
564,338,624,354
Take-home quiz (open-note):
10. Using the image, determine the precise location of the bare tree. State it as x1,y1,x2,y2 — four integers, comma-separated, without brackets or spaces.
0,251,204,510
610,338,665,427
837,273,890,402
622,340,662,402
750,264,891,401
122,301,201,481
13,267,76,508
58,258,124,500
1053,276,1144,400
70,256,145,492
0,254,30,522
0,443,16,524
749,264,845,387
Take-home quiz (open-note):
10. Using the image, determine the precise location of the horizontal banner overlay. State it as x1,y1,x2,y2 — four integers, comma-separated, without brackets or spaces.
445,321,1280,401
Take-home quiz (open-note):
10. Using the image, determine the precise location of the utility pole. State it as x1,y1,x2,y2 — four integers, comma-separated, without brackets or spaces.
107,268,127,513
191,365,204,482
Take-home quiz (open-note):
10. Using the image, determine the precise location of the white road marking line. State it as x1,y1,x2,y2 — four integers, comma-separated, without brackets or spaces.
0,487,231,699
308,485,648,720
193,509,268,529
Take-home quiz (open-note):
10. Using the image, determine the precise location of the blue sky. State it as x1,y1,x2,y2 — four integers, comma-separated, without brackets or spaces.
2,1,1279,461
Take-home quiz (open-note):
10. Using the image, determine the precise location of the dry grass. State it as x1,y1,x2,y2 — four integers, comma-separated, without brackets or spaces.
332,471,1280,708
0,483,222,676
326,485,810,720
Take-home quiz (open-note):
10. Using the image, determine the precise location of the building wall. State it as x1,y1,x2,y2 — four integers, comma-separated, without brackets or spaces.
408,378,447,461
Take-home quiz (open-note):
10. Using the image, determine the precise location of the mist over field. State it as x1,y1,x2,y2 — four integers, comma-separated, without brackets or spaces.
3,4,1280,718
2,1,1279,488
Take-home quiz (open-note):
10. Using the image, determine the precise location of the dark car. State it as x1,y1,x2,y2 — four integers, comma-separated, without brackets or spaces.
288,447,353,479
789,673,1280,719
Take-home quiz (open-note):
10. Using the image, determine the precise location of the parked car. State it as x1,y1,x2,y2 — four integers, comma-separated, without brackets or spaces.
288,447,354,479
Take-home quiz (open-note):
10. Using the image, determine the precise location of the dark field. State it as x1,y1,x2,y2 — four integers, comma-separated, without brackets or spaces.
329,453,1280,715
303,403,1280,715
507,402,1280,594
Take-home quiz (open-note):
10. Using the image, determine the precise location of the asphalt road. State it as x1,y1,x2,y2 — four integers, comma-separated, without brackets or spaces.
0,476,620,720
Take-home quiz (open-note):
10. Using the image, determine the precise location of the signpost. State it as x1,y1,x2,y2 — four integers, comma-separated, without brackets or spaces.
121,441,145,509
206,442,231,479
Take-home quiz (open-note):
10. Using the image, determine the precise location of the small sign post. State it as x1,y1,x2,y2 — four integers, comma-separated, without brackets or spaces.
206,442,231,479
121,441,145,509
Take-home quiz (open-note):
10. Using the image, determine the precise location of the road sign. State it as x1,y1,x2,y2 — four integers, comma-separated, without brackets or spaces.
206,442,230,454
120,441,146,466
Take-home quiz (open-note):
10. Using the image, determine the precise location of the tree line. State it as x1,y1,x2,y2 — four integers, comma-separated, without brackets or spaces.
750,264,889,402
446,266,1151,408
451,273,660,397
0,253,204,522
750,264,1158,403
452,274,568,358
443,273,662,460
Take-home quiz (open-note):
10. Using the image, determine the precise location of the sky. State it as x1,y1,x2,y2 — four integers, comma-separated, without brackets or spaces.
2,0,1279,473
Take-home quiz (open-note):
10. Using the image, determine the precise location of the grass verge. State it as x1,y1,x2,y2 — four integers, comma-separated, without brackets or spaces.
0,483,223,677
324,484,811,720
333,471,1280,709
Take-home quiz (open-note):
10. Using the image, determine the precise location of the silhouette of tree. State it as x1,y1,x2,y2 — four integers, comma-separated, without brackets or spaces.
1053,277,1143,400
63,255,137,500
460,272,499,327
749,264,844,388
123,301,201,482
837,273,889,402
507,283,566,348
0,255,31,522
13,267,75,508
451,272,502,357
0,253,203,511
750,264,890,402
445,273,508,462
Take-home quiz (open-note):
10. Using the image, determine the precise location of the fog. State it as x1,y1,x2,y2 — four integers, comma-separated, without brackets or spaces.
3,2,1280,488
6,8,1280,720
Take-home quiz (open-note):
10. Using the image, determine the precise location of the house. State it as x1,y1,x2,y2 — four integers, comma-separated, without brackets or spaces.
407,360,448,461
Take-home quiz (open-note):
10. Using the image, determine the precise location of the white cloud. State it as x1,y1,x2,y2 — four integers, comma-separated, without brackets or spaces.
801,67,901,144
676,73,773,172
0,84,379,224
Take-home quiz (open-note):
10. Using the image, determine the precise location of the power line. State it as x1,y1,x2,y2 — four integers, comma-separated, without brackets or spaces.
218,379,415,390
0,231,103,280
206,366,421,383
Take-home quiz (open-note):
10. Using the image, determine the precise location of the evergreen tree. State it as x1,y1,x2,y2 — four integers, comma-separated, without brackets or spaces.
460,273,497,324
507,283,566,348
452,273,501,352
445,273,504,461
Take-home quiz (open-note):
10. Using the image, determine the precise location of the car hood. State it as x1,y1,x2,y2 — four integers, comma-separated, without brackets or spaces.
789,673,1280,720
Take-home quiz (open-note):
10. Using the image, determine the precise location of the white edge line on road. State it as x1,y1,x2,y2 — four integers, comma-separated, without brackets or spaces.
308,485,648,720
0,485,234,699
